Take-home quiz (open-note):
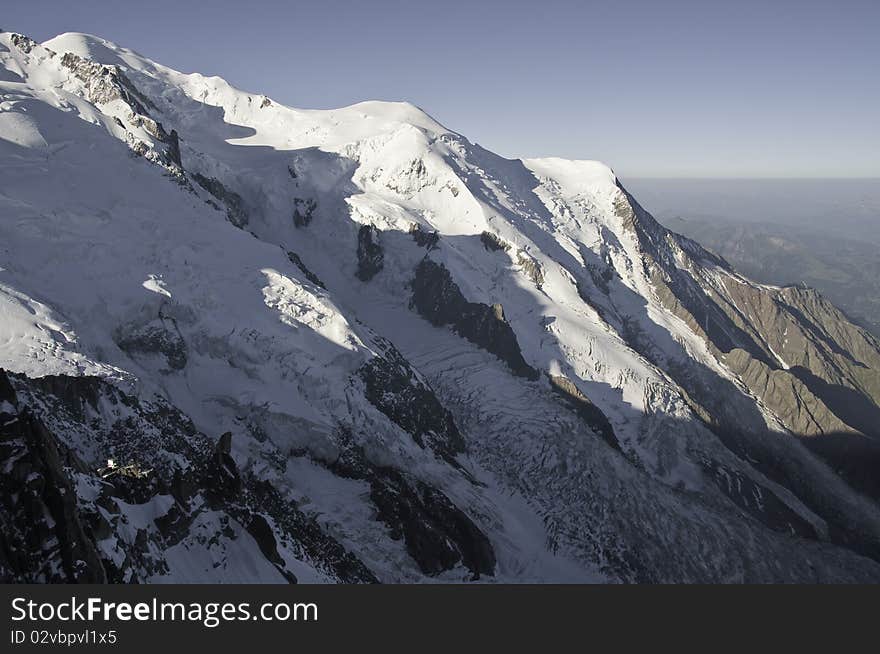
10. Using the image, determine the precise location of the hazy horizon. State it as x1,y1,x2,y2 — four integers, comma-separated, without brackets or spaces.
621,176,880,239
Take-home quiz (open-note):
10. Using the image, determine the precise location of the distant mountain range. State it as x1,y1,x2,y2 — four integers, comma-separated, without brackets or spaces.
622,177,880,339
656,216,880,339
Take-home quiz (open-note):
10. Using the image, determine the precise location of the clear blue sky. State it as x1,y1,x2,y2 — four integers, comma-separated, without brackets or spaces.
5,0,879,177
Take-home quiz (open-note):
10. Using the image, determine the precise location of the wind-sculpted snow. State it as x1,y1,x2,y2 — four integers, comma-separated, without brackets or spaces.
2,29,880,582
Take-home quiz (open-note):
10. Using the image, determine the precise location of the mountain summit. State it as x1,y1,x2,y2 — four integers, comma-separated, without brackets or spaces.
2,30,880,583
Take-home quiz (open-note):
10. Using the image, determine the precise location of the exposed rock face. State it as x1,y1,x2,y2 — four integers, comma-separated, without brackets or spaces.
193,173,248,227
243,476,377,583
115,319,187,371
517,250,544,287
384,158,431,195
359,337,465,461
480,231,509,252
611,187,880,492
724,284,880,431
206,431,242,500
411,259,539,380
58,51,183,175
330,446,495,579
61,52,154,112
292,197,316,227
9,33,37,54
166,129,182,167
0,384,106,583
286,250,326,288
370,470,495,579
410,224,440,250
614,187,880,425
202,432,295,582
0,369,377,584
0,369,15,405
548,375,619,450
356,225,384,281
701,459,818,539
722,348,850,435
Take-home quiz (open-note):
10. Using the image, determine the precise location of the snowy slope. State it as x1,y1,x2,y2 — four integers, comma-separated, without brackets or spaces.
2,30,880,583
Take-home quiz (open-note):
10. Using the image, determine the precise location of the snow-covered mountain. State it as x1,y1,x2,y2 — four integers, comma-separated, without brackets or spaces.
2,30,880,583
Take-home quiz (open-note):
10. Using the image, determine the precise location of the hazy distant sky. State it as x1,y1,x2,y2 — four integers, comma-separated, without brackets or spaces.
5,0,879,177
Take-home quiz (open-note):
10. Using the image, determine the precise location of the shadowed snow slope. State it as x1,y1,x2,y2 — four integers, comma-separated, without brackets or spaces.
2,30,880,582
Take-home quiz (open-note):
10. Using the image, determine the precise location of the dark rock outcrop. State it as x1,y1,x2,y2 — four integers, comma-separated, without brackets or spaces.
166,129,181,167
246,513,284,566
244,477,377,583
411,259,539,380
516,250,544,287
410,224,440,250
0,374,106,582
115,320,187,371
701,460,818,539
330,446,495,579
0,370,377,584
480,231,509,252
60,52,157,114
370,470,495,579
9,33,37,54
205,431,243,501
193,173,248,228
548,375,619,450
286,250,326,289
0,368,15,405
292,197,317,227
57,50,184,176
358,337,465,461
356,225,384,281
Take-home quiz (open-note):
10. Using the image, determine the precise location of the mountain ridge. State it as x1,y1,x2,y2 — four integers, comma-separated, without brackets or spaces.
2,29,879,582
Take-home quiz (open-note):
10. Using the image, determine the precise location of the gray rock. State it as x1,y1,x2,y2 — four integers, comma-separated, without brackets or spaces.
292,197,316,227
411,259,539,380
356,225,384,281
410,224,440,250
480,230,509,252
358,336,465,461
548,375,619,450
0,372,106,583
517,250,545,287
192,173,248,227
286,250,326,288
330,446,495,579
115,320,187,371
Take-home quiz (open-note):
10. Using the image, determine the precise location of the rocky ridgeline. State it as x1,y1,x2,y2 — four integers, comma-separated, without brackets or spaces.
610,188,880,501
0,362,502,582
57,50,183,177
4,30,880,582
0,369,378,583
0,373,105,582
